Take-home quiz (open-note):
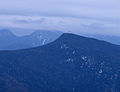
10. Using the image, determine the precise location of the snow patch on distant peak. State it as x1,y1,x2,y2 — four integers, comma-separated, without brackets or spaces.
42,39,47,45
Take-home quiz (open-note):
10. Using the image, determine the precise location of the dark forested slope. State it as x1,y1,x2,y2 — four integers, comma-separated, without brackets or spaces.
0,33,120,92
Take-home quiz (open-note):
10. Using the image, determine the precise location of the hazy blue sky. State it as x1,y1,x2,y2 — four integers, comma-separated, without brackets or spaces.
0,0,120,36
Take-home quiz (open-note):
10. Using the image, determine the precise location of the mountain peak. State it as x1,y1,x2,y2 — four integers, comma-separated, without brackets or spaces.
51,33,120,55
59,33,80,38
0,29,15,36
58,33,115,45
56,33,84,42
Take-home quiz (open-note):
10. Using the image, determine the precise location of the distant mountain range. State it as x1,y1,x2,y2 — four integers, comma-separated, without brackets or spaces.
0,29,62,50
1,29,120,51
86,34,120,45
0,33,120,92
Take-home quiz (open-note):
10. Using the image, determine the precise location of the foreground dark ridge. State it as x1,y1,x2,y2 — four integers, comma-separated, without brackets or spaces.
0,33,120,92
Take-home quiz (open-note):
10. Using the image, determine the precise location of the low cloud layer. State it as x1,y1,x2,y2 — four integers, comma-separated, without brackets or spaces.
0,0,120,20
0,15,119,36
0,0,120,36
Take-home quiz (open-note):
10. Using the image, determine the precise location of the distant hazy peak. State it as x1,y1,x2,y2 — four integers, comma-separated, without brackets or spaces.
0,29,17,38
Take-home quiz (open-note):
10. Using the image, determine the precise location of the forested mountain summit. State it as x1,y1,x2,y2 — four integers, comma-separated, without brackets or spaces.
0,33,120,92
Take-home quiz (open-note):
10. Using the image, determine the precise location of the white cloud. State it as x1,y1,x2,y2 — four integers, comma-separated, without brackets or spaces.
0,0,120,36
0,15,120,36
0,0,120,20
